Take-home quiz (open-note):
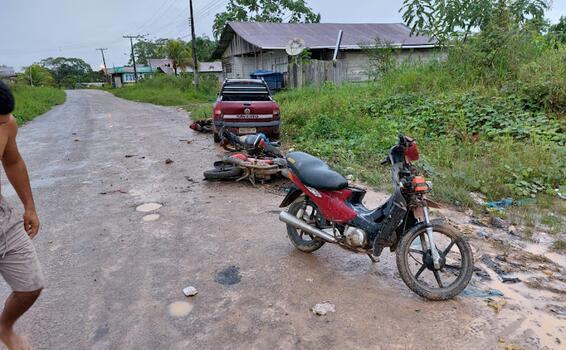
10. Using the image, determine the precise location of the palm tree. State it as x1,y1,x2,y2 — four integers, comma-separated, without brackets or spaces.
165,40,193,76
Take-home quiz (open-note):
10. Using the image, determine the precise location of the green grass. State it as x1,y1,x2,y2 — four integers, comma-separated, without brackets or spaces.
11,84,66,125
107,75,217,116
275,44,566,227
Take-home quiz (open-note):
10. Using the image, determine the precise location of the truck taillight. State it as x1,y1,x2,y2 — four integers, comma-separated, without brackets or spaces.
273,110,280,118
213,108,221,118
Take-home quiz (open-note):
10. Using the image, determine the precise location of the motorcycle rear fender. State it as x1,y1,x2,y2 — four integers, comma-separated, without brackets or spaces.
279,185,304,207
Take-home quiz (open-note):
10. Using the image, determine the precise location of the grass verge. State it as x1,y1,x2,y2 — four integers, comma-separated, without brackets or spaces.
105,74,216,119
11,84,66,125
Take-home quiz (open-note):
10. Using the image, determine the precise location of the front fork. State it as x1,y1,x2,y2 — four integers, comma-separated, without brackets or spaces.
422,206,441,269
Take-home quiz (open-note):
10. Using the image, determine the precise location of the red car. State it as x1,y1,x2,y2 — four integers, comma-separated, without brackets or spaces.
212,79,280,142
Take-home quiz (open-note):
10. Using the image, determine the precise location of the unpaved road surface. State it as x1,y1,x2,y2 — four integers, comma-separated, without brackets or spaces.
1,90,563,349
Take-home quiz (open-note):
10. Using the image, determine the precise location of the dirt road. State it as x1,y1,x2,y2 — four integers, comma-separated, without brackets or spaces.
0,90,562,349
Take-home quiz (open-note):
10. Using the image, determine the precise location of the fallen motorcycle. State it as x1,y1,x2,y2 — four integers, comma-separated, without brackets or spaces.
204,154,287,185
278,135,473,300
219,128,282,158
203,129,286,184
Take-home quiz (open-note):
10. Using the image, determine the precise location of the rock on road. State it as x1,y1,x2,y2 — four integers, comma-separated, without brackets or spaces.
1,90,499,349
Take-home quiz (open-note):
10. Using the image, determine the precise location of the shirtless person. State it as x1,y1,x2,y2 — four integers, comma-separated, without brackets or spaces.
0,81,44,350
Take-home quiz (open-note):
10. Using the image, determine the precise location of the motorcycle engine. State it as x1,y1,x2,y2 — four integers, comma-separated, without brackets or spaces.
344,226,368,248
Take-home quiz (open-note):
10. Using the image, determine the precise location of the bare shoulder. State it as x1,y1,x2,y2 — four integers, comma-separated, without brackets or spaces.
0,115,18,137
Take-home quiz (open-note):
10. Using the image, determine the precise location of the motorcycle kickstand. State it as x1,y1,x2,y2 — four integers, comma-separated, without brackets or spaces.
367,253,379,264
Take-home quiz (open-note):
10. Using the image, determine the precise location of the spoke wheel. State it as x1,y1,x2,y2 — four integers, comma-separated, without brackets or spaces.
396,221,473,300
285,199,325,253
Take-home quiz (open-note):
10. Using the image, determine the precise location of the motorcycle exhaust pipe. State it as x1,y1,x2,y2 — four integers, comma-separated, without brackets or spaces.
279,211,337,243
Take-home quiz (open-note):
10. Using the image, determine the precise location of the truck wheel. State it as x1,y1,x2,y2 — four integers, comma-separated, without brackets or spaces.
213,133,221,143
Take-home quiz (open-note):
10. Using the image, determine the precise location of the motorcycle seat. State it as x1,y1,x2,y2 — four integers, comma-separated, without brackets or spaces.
286,151,348,191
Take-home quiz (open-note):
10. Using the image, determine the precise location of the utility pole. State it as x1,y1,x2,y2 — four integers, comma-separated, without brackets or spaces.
96,48,109,84
123,35,140,83
189,0,199,86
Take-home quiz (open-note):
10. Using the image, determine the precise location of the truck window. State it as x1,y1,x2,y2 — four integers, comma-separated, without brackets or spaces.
221,82,271,102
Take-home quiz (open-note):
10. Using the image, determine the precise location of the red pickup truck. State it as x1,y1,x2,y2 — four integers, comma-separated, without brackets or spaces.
212,79,280,142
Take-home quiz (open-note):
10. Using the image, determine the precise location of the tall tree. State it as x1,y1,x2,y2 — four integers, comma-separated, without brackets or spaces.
131,39,168,65
39,57,96,88
165,40,193,76
549,16,566,43
19,64,54,87
213,0,320,39
400,0,550,43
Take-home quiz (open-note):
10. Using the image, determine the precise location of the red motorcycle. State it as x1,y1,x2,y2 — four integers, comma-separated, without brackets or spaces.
279,135,473,300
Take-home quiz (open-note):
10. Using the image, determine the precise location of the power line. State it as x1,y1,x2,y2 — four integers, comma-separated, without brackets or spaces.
123,35,144,82
189,0,200,85
96,48,110,84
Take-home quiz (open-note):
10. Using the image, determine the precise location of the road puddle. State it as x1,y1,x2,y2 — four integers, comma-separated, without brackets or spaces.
142,214,160,222
168,301,193,317
480,264,566,348
215,266,241,285
136,203,162,212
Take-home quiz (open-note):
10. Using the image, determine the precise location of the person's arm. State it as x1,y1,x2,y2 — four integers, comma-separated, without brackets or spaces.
1,116,40,239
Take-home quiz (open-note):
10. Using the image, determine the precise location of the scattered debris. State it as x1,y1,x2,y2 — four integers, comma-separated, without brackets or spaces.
312,302,335,316
165,158,174,164
469,192,487,206
469,217,489,227
99,189,128,195
501,276,521,284
508,225,519,236
125,154,137,158
547,304,566,316
185,176,197,183
182,286,198,297
473,267,491,281
179,139,193,144
74,139,80,142
189,119,213,133
491,216,510,229
486,198,513,211
463,286,503,298
476,230,491,239
487,298,507,313
497,338,523,350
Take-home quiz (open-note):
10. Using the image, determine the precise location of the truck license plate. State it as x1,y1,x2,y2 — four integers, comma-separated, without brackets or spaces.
239,127,256,134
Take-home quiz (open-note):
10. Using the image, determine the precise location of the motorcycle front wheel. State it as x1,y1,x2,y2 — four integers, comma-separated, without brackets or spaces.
396,221,473,300
285,199,325,253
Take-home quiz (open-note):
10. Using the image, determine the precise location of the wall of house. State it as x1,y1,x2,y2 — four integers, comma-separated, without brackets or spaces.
223,50,289,79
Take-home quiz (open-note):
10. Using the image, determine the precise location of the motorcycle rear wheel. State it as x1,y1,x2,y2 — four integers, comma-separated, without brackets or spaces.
396,220,473,300
286,200,325,253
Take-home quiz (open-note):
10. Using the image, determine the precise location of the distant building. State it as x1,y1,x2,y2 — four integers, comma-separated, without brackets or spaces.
106,66,152,87
148,58,223,81
213,22,440,83
0,65,16,79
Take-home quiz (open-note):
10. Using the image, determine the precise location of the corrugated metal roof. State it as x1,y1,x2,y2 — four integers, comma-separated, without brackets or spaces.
215,22,437,57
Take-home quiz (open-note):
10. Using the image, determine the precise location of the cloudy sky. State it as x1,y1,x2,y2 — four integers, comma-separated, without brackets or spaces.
1,0,565,71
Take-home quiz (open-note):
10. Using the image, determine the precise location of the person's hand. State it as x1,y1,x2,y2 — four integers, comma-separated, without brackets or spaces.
23,209,40,239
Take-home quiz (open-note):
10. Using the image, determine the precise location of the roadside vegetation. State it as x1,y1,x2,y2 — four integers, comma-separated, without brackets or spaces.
10,84,66,125
278,8,566,236
107,74,217,118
